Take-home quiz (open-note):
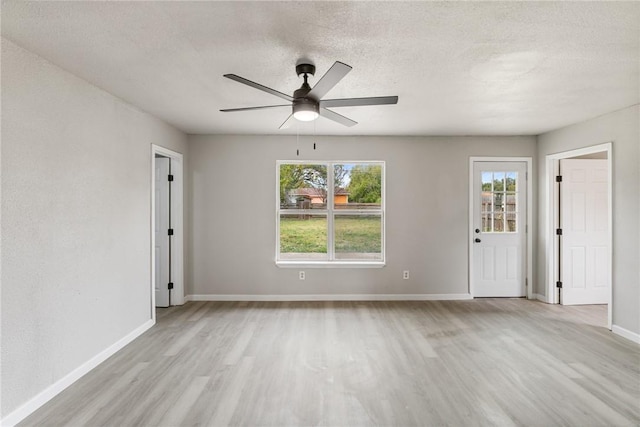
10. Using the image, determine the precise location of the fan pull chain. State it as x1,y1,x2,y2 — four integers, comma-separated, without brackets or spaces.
313,118,317,150
296,122,300,156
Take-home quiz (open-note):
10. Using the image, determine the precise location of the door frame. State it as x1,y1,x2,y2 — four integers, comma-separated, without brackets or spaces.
544,142,612,329
151,144,185,321
469,157,533,299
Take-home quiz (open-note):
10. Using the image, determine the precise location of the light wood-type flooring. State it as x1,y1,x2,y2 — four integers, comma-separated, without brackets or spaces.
19,299,640,426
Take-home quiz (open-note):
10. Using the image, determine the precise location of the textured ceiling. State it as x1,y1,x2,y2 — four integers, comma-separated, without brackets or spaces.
2,1,639,136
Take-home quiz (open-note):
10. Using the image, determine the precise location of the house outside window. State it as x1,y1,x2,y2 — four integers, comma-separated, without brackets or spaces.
277,161,385,266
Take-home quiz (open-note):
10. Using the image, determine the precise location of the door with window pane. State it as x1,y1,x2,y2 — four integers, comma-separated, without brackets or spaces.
472,161,527,297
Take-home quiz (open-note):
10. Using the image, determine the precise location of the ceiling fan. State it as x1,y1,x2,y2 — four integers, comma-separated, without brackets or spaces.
220,61,398,129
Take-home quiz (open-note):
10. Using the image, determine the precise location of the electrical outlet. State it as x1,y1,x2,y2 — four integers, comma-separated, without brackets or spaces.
403,270,410,280
299,271,305,280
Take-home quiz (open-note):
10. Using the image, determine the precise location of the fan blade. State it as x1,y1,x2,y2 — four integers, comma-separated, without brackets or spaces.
224,74,293,102
220,104,291,112
279,114,295,129
320,108,357,127
320,96,398,108
307,62,352,100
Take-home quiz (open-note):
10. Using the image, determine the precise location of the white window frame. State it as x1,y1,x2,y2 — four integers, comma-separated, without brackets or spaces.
276,160,385,268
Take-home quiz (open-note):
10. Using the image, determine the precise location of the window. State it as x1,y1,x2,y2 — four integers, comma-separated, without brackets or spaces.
481,171,519,233
277,161,384,265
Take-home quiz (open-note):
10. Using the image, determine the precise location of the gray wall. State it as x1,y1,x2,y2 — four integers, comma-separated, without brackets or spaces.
188,134,536,297
537,105,640,335
0,39,188,417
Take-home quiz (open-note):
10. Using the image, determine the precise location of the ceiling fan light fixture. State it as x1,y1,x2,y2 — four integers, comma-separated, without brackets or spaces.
293,110,319,122
292,100,319,122
221,60,398,128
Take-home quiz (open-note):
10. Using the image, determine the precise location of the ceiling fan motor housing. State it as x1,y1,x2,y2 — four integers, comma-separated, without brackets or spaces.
295,63,315,77
293,63,319,120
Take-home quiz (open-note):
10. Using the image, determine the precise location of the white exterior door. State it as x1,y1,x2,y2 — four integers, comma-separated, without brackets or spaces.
155,156,171,307
560,159,609,305
472,162,527,297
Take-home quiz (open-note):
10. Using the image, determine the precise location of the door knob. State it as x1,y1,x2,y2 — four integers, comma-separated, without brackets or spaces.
475,228,480,234
474,238,481,243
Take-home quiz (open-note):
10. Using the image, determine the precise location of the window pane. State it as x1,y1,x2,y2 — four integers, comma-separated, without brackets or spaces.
481,172,493,191
334,215,382,260
280,164,328,209
277,161,385,263
480,171,519,234
493,212,505,232
505,192,517,232
505,193,516,212
279,214,328,260
493,172,505,191
493,193,505,212
482,212,492,232
481,191,492,213
505,172,517,191
335,163,382,209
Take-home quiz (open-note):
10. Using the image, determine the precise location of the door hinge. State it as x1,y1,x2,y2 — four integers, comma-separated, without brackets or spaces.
168,228,174,236
556,175,563,183
168,174,174,182
168,282,174,290
556,228,562,235
556,281,563,288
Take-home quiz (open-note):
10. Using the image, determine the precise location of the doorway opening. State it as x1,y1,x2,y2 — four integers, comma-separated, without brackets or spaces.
151,145,184,322
545,143,612,329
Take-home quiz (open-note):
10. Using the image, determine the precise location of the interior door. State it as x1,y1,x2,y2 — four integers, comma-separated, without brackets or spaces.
472,162,527,297
560,159,609,305
155,156,171,307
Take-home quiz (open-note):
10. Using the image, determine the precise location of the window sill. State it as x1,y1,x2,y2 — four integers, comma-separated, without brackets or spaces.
276,261,385,269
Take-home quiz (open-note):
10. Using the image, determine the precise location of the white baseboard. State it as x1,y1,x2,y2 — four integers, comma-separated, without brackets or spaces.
1,319,155,427
612,325,640,344
186,293,473,302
